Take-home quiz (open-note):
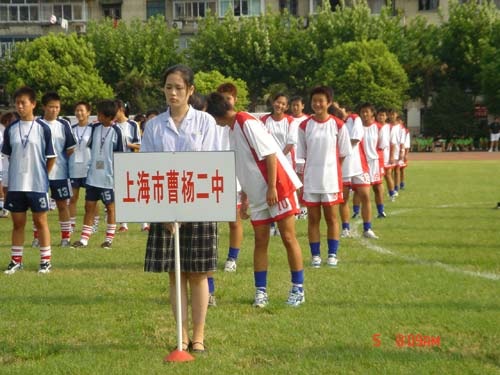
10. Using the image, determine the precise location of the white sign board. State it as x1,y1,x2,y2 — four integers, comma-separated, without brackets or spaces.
114,151,236,223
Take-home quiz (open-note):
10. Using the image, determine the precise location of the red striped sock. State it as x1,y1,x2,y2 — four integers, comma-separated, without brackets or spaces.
11,246,23,263
80,225,93,245
106,224,116,243
40,246,51,262
60,221,71,240
33,222,38,239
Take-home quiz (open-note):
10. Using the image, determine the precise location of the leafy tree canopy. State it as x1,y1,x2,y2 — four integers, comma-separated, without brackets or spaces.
6,32,113,114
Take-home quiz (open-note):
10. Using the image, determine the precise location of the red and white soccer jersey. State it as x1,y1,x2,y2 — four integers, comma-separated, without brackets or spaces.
363,122,383,185
261,114,297,169
229,112,302,216
342,114,370,187
400,126,411,168
292,114,309,174
390,123,402,162
379,122,392,168
297,115,351,197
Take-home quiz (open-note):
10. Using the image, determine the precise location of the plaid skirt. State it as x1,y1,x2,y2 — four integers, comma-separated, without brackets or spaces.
144,222,218,273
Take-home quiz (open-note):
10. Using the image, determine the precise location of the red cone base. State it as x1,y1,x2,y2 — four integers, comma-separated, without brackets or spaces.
164,349,195,362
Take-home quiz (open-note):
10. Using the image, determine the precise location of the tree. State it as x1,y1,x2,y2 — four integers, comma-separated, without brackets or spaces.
422,83,474,138
439,0,499,95
194,70,249,111
186,10,314,106
315,40,409,110
480,20,500,114
6,33,113,113
85,16,180,113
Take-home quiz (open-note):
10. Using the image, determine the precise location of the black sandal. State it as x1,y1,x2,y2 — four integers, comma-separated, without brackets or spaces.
172,341,191,351
191,341,207,354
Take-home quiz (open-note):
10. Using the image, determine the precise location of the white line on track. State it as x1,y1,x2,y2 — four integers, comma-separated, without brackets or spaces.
350,202,500,281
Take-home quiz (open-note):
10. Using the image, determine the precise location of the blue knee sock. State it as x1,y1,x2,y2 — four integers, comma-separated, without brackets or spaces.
377,204,384,215
395,186,399,192
342,222,350,230
291,270,304,292
309,242,320,256
400,182,405,189
363,222,372,231
227,247,240,260
389,190,395,197
327,239,339,256
254,271,267,291
353,205,360,215
208,277,215,294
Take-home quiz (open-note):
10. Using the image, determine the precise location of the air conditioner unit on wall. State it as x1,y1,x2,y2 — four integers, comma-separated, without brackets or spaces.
172,21,183,30
74,24,86,33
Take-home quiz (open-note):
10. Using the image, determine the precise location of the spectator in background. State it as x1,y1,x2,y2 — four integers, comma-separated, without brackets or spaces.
488,116,500,152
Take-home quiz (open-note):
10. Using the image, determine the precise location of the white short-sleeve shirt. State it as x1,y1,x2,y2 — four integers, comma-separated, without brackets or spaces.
262,114,297,168
298,115,352,194
342,114,368,177
229,112,301,211
45,118,77,180
69,123,93,179
1,119,56,192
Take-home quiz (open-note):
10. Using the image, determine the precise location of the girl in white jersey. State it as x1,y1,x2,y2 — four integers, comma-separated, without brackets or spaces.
261,93,297,236
297,86,352,268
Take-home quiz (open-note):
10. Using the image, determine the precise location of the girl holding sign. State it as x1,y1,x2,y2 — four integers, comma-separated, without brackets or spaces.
140,65,219,354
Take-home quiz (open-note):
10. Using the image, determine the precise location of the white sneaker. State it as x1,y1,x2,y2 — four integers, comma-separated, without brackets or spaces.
363,229,379,239
340,228,351,238
0,209,9,218
269,226,280,236
38,261,52,274
31,238,40,248
393,191,399,197
4,260,23,275
390,195,396,202
224,258,237,272
286,286,305,307
327,255,338,267
253,289,268,308
311,255,322,268
60,239,71,247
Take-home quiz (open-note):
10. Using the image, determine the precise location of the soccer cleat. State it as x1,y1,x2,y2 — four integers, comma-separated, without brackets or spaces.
327,255,338,267
252,289,269,308
363,229,379,239
71,240,87,249
208,293,217,307
100,241,112,249
286,286,305,307
340,228,351,238
393,191,399,197
38,261,52,274
389,195,396,202
92,224,99,234
496,202,500,209
60,239,71,247
310,255,322,268
118,226,128,233
4,260,23,275
377,212,387,218
141,224,150,232
0,209,9,218
49,199,57,211
31,238,40,248
351,212,360,219
224,258,237,272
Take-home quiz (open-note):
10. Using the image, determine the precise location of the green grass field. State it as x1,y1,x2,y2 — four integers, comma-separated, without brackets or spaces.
0,160,499,375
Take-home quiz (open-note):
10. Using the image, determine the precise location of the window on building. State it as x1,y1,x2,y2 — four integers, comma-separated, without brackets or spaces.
103,5,121,19
1,1,84,22
279,0,298,15
147,0,165,18
418,0,439,11
219,0,261,16
173,1,216,18
368,0,386,14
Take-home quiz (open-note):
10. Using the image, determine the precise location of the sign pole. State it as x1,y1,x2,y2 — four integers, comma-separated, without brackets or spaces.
164,222,194,362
